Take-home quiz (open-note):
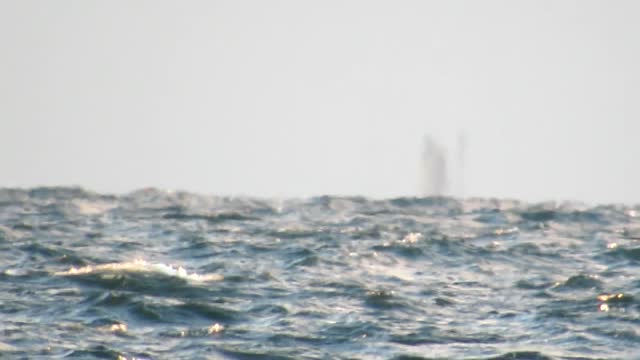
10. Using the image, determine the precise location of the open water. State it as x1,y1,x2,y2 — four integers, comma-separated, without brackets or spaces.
1,187,640,359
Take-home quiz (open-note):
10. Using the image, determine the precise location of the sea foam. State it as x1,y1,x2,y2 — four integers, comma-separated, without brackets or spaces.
55,259,223,282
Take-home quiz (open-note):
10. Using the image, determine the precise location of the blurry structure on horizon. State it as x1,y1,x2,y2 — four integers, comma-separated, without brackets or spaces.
421,131,467,198
421,136,448,196
456,131,467,198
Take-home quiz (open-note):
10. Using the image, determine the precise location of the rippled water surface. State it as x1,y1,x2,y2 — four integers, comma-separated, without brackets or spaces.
2,187,640,359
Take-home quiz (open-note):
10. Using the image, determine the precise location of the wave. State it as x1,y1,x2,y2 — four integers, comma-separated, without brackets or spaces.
55,259,223,283
4,186,640,359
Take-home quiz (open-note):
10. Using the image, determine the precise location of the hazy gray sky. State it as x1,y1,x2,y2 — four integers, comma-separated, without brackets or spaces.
1,1,638,203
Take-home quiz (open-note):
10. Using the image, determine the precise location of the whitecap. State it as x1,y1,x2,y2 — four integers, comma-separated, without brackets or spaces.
0,341,18,352
55,259,223,282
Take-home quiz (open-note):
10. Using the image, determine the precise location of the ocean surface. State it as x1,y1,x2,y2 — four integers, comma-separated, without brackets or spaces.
2,187,640,359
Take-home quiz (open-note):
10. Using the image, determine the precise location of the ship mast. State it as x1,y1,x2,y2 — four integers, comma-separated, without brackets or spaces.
421,135,447,197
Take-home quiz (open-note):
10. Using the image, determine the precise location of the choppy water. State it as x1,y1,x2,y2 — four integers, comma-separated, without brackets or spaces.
2,187,640,359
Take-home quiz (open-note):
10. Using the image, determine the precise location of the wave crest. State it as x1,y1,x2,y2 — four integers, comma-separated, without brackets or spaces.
55,259,223,282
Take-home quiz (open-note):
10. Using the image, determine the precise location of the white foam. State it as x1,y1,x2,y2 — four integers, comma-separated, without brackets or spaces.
55,259,223,282
72,199,117,215
0,342,17,352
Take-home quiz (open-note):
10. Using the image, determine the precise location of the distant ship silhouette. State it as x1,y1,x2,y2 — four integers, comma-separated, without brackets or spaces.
421,133,466,197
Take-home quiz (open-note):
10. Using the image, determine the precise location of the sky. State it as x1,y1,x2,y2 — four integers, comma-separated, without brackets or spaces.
1,1,638,204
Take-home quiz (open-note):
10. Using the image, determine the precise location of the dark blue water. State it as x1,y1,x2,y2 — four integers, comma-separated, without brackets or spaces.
2,187,640,359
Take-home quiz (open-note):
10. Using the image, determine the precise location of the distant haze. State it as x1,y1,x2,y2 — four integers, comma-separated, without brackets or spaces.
1,1,639,204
